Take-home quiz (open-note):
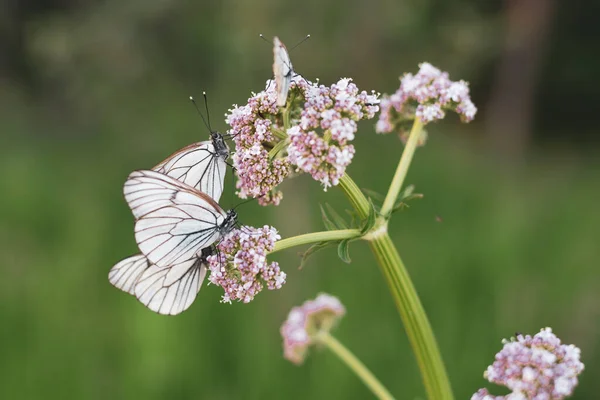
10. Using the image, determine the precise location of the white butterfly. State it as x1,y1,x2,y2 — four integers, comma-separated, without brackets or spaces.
124,170,237,268
273,36,293,107
109,137,230,314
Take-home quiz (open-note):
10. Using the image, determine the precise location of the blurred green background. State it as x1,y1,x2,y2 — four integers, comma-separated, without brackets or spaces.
1,0,598,398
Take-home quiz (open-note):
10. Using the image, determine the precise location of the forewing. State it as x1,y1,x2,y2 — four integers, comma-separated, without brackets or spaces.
134,259,207,315
108,254,149,295
123,169,223,219
124,169,192,219
125,170,226,267
273,37,292,107
154,141,226,202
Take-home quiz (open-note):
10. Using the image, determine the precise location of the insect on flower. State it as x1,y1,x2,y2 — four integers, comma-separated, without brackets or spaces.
109,167,236,314
123,170,238,268
266,34,309,107
273,36,293,107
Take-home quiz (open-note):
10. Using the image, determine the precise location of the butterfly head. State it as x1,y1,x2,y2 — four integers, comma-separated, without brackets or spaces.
199,246,214,262
219,209,238,236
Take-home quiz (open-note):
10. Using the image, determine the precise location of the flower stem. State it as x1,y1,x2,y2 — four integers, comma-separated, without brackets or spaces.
337,173,454,400
271,229,362,254
380,118,424,217
272,127,288,140
268,137,290,159
283,106,291,130
339,174,370,219
316,331,396,400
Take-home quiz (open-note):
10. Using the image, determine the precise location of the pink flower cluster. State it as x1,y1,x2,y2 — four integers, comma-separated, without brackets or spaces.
207,225,286,303
231,143,289,206
376,62,477,136
472,328,584,400
226,80,292,205
227,76,379,200
280,293,346,364
287,78,379,189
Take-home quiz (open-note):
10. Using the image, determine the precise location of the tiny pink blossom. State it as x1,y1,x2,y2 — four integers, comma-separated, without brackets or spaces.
376,62,477,138
207,225,285,303
472,328,584,400
281,293,346,364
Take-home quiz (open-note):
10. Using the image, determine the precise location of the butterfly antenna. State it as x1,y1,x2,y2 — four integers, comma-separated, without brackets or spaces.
290,34,310,51
202,91,214,133
258,33,271,44
232,197,257,211
189,95,211,133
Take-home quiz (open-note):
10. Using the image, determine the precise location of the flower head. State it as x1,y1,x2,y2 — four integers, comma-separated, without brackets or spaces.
226,78,310,205
207,225,285,303
472,328,584,400
280,293,346,364
227,76,379,200
376,62,477,140
231,143,289,205
287,78,379,189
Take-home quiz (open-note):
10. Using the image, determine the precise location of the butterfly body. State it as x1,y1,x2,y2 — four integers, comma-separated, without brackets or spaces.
219,209,238,236
211,131,230,161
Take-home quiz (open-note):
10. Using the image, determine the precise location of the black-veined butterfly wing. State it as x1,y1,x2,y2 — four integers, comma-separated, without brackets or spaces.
124,170,227,268
154,141,227,203
108,254,148,295
134,256,208,315
273,36,292,107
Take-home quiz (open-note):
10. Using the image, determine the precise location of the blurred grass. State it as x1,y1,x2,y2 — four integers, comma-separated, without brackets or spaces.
1,1,599,399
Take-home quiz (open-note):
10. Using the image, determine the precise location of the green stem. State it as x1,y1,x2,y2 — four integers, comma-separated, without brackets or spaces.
339,174,370,220
271,229,361,254
272,127,288,140
380,118,424,217
316,332,396,400
283,107,291,130
268,138,290,159
337,173,453,400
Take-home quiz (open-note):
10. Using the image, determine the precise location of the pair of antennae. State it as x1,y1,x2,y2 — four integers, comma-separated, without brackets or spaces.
189,92,213,133
258,34,311,51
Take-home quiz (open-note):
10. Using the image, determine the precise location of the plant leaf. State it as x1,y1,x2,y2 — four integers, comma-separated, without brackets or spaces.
361,199,378,235
392,185,423,214
325,203,348,229
337,239,351,263
299,241,337,269
400,184,415,199
391,201,410,214
319,204,338,231
345,209,358,229
362,188,385,202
